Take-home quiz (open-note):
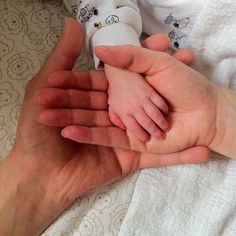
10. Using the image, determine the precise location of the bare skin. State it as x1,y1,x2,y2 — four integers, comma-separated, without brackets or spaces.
105,35,193,142
56,44,236,159
37,43,236,159
105,63,170,141
0,19,206,236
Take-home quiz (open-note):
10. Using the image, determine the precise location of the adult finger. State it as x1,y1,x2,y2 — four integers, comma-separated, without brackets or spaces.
95,45,176,76
61,124,208,156
48,71,108,91
61,125,145,151
141,34,170,52
35,88,108,110
139,146,210,168
61,123,209,166
38,17,84,80
172,48,193,66
38,109,111,127
142,35,193,66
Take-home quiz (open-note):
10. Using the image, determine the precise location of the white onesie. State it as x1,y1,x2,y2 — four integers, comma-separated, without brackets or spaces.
63,0,206,68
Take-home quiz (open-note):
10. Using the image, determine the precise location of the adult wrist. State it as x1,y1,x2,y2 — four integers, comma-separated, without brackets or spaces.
209,86,236,159
0,151,67,235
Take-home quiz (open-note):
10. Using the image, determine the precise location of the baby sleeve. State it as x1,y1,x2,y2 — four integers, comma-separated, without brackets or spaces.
63,0,142,68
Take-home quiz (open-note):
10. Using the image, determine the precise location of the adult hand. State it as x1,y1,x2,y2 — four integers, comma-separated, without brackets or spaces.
51,45,224,156
0,19,207,236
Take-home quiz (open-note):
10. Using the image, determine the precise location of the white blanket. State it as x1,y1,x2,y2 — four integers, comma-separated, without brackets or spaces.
119,0,236,235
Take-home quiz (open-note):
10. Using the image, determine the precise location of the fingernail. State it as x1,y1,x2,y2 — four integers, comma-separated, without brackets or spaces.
142,134,151,142
165,125,171,132
156,132,166,141
164,107,169,115
61,129,68,138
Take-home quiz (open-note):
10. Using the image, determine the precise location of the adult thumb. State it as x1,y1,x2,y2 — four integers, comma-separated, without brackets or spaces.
39,17,84,78
95,45,174,76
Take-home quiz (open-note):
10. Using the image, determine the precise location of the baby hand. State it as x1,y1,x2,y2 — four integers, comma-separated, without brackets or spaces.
105,65,170,142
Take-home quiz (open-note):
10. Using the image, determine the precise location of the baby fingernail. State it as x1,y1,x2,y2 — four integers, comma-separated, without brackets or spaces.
157,132,166,141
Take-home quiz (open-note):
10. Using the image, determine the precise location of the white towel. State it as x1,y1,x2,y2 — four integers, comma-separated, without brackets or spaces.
119,0,236,235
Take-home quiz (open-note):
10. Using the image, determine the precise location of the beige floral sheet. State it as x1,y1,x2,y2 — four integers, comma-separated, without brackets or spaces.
0,0,137,235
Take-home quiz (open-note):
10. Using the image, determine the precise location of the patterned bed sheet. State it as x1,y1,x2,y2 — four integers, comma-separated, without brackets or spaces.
0,0,137,235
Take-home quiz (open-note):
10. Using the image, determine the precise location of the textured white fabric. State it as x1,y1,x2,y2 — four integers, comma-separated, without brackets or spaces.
139,0,206,49
63,0,142,67
118,0,236,235
63,0,205,67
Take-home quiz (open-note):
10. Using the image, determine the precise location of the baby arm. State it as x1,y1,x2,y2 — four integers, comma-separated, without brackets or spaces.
63,0,142,68
105,64,170,141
